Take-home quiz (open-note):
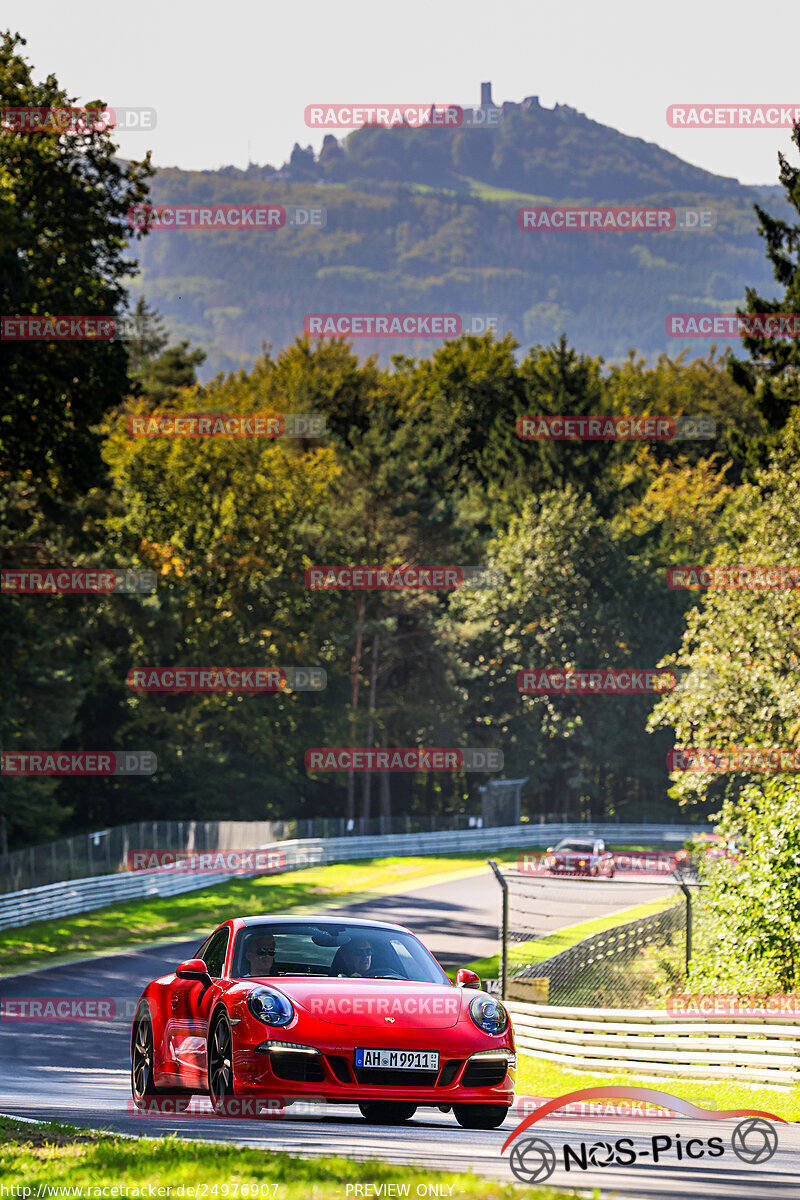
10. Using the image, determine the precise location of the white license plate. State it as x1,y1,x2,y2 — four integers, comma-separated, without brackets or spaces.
355,1048,440,1070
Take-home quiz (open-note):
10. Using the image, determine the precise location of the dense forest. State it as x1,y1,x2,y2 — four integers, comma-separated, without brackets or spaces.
2,22,800,934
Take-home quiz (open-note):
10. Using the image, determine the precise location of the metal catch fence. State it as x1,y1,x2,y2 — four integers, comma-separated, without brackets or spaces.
489,866,691,1008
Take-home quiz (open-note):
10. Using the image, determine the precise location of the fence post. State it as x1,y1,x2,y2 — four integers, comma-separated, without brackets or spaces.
678,878,693,978
487,859,508,1001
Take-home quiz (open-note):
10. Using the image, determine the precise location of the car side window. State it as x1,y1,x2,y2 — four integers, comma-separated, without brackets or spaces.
200,927,230,978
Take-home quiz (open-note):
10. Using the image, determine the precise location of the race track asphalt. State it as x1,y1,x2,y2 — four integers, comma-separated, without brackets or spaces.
1,868,797,1198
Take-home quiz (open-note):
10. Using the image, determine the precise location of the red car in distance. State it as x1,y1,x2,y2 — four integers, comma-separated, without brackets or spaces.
130,916,515,1129
543,837,616,878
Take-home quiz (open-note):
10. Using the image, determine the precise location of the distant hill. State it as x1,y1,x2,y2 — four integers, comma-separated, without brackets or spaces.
131,85,792,377
292,89,755,200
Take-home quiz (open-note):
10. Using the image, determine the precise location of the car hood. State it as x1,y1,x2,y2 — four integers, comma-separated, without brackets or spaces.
239,978,466,1028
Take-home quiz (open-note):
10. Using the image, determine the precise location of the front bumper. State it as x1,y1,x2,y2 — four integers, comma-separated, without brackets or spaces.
233,1039,515,1106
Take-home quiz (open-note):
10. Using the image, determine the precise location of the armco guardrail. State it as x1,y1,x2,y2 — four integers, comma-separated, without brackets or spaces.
0,814,702,894
507,1001,800,1084
0,823,699,931
0,815,494,894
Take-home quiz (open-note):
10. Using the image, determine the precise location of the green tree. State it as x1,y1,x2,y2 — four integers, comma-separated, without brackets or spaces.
649,405,800,807
0,31,152,847
728,122,800,471
0,31,152,493
449,487,677,819
688,781,800,992
122,296,169,375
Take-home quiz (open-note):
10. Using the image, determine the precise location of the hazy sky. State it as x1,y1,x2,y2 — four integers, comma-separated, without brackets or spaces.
13,0,800,184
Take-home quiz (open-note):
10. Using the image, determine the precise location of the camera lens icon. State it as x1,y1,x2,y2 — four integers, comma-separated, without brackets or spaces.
731,1118,778,1165
587,1139,616,1167
509,1136,557,1183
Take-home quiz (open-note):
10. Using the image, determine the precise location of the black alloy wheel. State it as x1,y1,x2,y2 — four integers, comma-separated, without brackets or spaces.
208,1013,235,1109
131,1011,157,1104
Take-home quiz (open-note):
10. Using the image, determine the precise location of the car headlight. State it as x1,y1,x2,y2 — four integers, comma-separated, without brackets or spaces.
468,995,509,1035
247,987,294,1027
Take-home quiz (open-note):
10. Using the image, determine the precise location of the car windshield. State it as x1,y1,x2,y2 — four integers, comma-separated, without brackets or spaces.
230,922,450,984
555,840,595,852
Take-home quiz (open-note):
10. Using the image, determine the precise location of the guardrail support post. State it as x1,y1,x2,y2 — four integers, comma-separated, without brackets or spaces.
487,859,508,1000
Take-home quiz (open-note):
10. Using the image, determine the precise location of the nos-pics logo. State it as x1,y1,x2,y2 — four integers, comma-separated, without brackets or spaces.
502,1087,782,1184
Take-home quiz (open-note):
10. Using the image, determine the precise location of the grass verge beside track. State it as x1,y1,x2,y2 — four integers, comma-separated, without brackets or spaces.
0,850,513,977
515,1054,800,1122
0,1116,581,1199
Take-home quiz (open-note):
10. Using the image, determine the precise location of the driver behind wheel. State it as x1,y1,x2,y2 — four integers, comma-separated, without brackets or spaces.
241,932,279,977
334,938,374,977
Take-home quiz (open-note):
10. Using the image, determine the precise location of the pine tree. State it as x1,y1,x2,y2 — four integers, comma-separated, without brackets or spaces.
728,124,800,471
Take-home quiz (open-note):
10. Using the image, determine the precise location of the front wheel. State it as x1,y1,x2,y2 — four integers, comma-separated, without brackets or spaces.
208,1012,235,1111
359,1102,417,1124
453,1103,509,1130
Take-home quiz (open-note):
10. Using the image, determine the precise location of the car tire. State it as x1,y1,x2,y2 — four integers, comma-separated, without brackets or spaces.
208,1011,236,1112
453,1103,510,1130
359,1102,417,1124
131,1007,192,1113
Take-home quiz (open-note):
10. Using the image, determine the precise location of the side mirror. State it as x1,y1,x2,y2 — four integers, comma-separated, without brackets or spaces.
176,957,212,985
455,968,482,990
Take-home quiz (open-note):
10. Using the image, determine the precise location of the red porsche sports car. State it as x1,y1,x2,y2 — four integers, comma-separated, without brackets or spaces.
130,916,515,1128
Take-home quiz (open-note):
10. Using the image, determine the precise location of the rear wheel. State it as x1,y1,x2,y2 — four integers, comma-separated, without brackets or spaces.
359,1102,417,1124
453,1103,509,1130
131,1010,158,1106
131,1008,191,1112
